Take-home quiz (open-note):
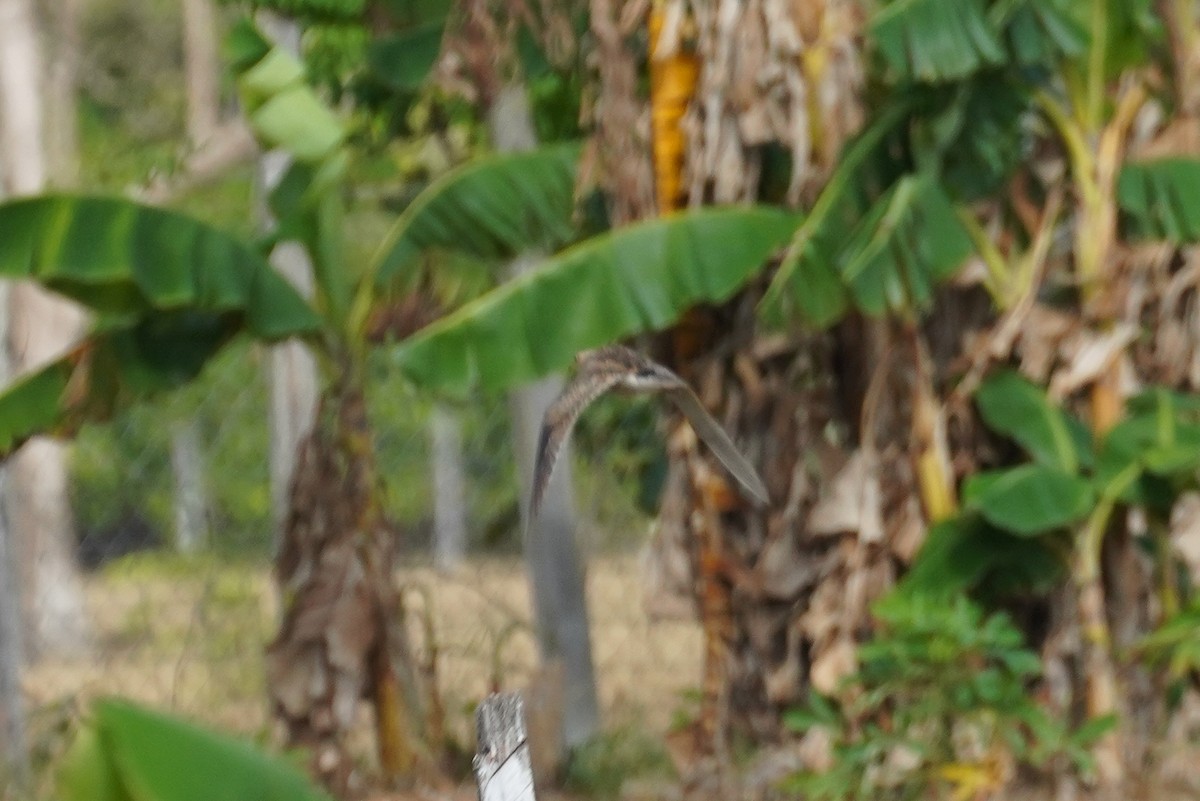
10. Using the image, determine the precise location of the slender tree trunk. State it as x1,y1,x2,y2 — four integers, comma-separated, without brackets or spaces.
0,0,90,662
170,420,209,554
256,16,318,552
168,0,221,556
38,0,79,187
489,84,600,752
0,281,27,790
430,404,467,573
182,0,220,146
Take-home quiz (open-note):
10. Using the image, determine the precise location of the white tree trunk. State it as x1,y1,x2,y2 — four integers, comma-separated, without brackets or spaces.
170,0,220,555
490,85,599,750
431,404,468,572
258,17,319,552
182,0,220,146
0,0,90,661
170,420,209,554
39,0,80,186
0,280,27,787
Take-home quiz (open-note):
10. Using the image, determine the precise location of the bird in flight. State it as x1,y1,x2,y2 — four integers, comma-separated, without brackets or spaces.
528,345,769,522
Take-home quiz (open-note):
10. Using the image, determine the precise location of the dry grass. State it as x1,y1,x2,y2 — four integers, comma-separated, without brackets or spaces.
24,552,701,754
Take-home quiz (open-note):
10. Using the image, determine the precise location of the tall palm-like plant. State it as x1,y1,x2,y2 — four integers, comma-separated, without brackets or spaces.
0,13,803,793
395,0,1200,793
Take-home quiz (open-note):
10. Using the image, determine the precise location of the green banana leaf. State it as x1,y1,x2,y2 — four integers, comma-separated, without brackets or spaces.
994,0,1086,65
0,194,320,457
765,171,971,328
870,0,1006,83
367,18,446,91
0,195,320,335
975,370,1092,473
839,175,973,315
59,698,330,801
759,98,917,328
371,142,582,292
1118,158,1200,243
392,206,800,395
0,313,243,457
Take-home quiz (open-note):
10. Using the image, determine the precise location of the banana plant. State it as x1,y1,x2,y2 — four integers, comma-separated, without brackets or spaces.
897,372,1200,780
0,14,807,789
743,0,1200,782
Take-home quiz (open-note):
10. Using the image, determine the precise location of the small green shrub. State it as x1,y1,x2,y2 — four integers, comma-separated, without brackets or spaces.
563,726,674,799
783,594,1109,801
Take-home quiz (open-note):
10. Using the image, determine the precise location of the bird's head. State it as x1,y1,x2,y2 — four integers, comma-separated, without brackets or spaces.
573,345,680,391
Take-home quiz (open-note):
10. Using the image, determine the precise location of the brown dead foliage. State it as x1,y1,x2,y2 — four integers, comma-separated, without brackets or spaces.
681,0,864,205
269,378,427,796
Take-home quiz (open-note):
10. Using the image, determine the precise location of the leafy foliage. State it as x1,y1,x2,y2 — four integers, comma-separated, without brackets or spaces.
392,206,799,395
896,516,1066,601
906,377,1200,599
964,464,1094,535
0,195,319,457
1118,159,1200,243
59,698,331,801
1136,598,1200,696
975,370,1090,473
366,19,447,92
870,0,1005,83
218,0,364,23
839,175,974,317
371,142,583,292
784,595,1103,801
996,0,1087,66
0,196,319,333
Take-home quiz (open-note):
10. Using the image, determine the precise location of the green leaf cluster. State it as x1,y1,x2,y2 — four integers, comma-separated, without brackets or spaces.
762,0,1194,329
391,207,800,395
1137,597,1200,702
783,595,1106,801
903,374,1200,600
0,196,319,455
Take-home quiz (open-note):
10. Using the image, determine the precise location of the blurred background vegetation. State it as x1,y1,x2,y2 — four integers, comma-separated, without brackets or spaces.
65,0,652,561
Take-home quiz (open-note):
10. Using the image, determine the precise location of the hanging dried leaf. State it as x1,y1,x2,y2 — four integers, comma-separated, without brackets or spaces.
588,0,657,223
809,634,857,695
807,449,883,542
1170,492,1200,582
685,0,864,204
1048,323,1139,400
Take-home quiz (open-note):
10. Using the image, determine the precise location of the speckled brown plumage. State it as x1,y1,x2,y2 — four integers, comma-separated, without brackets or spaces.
529,346,769,521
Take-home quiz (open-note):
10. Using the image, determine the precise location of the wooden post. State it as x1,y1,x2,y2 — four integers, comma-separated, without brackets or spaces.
474,693,536,801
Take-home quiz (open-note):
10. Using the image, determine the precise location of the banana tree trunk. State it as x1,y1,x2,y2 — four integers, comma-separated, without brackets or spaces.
267,371,426,795
490,83,600,754
656,295,917,750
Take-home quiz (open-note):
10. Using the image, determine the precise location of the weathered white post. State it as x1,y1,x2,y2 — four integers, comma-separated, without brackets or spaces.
474,693,536,801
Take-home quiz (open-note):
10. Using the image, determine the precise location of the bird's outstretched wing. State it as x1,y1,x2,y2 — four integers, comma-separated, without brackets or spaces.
529,366,625,521
666,385,769,505
528,345,770,527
